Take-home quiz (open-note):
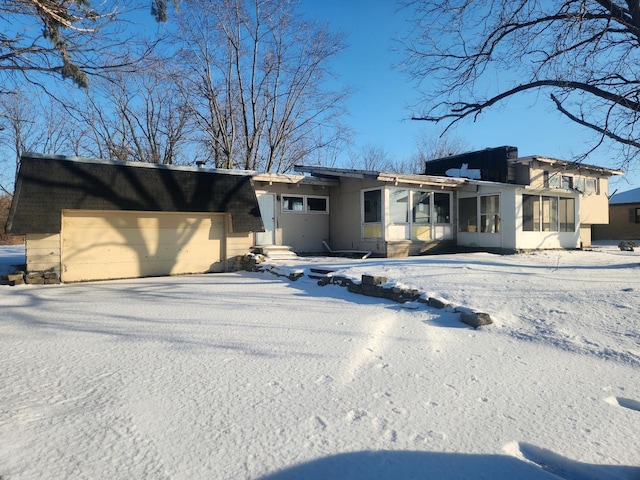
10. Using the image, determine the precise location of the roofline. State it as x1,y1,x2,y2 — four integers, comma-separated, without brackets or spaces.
513,155,624,176
294,165,466,187
252,172,339,187
20,152,255,177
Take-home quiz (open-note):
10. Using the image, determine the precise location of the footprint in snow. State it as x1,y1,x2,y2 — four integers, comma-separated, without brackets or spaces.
604,396,640,412
345,409,368,422
503,441,640,480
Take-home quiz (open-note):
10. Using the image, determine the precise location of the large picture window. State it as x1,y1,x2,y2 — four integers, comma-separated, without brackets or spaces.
459,197,477,232
363,189,382,239
389,189,409,223
434,192,451,223
559,198,575,231
542,196,558,231
362,188,452,241
523,194,575,232
412,191,431,224
363,189,381,223
480,195,500,233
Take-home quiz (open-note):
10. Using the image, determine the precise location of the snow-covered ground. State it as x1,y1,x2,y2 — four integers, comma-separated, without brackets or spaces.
1,244,639,480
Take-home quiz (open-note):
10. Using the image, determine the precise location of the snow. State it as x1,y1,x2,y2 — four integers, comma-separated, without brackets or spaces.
1,243,639,480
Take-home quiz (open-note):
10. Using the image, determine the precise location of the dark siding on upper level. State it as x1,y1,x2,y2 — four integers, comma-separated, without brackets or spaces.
424,146,518,183
6,155,263,234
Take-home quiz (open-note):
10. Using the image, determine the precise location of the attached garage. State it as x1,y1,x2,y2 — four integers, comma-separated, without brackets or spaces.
6,154,264,282
61,210,226,282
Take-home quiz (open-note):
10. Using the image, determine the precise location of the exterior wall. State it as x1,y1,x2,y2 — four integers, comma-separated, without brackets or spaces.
25,233,61,275
527,163,610,224
592,203,640,240
514,189,580,250
456,184,517,250
25,213,253,281
254,183,331,253
329,178,385,255
226,231,254,270
579,177,609,225
580,225,592,248
328,178,458,257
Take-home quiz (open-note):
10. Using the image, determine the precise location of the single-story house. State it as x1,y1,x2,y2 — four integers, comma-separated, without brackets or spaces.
6,153,263,282
592,187,640,241
6,147,623,282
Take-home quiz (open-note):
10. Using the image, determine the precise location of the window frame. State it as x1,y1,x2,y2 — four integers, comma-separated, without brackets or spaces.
281,194,329,214
522,193,575,232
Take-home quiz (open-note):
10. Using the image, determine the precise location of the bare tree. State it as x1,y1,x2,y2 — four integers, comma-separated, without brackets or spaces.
175,0,350,172
347,144,395,171
407,133,469,174
0,0,177,92
401,0,640,168
0,91,74,193
75,67,194,165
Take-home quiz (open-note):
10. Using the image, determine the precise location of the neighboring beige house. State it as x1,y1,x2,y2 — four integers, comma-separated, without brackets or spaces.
592,187,640,241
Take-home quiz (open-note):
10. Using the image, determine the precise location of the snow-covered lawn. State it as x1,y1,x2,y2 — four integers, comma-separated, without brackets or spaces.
1,244,639,479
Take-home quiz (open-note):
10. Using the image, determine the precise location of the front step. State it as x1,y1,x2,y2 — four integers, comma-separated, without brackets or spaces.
252,245,298,260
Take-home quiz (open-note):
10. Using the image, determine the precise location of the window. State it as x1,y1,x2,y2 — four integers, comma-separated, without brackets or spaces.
434,192,451,223
363,189,382,223
282,195,304,212
307,196,328,213
389,189,409,223
522,195,539,231
459,197,478,232
585,178,598,194
412,191,431,224
545,171,561,189
542,196,558,231
575,177,585,193
281,195,328,213
523,194,574,232
635,208,640,224
480,195,500,233
562,176,573,190
559,198,575,231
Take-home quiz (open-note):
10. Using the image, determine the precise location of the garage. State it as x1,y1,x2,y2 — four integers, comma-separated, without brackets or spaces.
6,154,264,283
61,210,226,282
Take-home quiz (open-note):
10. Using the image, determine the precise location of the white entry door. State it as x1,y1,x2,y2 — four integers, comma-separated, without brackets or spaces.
255,193,276,245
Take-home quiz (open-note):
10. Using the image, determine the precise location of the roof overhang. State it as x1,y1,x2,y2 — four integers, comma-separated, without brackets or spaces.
252,172,339,187
294,165,466,188
513,155,624,177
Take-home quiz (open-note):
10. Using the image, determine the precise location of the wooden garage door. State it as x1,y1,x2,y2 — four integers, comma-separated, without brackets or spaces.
61,210,225,282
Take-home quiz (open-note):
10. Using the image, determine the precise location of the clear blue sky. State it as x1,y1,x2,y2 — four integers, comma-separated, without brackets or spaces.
299,0,640,193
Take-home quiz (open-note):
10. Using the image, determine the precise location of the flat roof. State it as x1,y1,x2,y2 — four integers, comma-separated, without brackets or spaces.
514,155,624,176
294,165,466,188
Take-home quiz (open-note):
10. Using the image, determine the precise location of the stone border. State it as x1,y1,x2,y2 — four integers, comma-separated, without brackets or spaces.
245,254,493,329
1,271,61,286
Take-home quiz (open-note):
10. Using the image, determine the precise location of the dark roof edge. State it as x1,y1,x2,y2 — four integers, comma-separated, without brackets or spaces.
21,152,256,177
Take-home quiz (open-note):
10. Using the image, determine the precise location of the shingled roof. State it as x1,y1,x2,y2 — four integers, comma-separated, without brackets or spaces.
6,154,263,234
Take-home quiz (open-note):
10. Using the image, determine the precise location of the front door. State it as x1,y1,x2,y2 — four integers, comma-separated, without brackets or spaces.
255,192,276,245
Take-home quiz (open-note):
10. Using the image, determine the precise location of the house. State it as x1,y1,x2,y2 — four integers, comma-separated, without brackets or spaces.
6,147,623,283
592,187,640,241
423,146,622,249
288,165,464,257
6,153,263,282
